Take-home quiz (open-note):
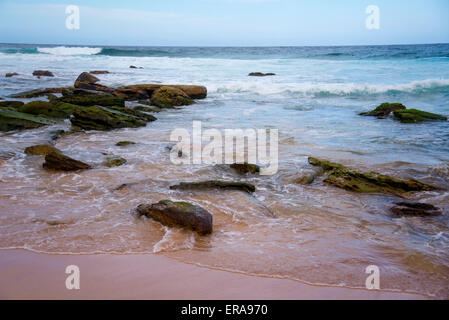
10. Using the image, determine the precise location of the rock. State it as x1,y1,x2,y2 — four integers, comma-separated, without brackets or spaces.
24,145,61,156
170,180,256,193
308,157,437,196
43,152,91,171
5,72,19,78
0,108,55,132
129,65,143,69
9,87,73,99
18,101,79,119
116,141,136,147
59,92,125,107
295,173,317,185
393,109,447,123
391,202,442,217
105,106,157,122
33,70,54,77
70,106,147,131
75,72,100,86
0,101,24,109
151,86,195,108
360,103,406,117
249,72,276,77
119,84,207,100
136,200,213,235
134,105,161,113
90,70,110,74
104,156,127,167
114,88,149,101
230,163,260,175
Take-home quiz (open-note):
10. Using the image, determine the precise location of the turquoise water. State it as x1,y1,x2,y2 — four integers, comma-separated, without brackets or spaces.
0,44,449,298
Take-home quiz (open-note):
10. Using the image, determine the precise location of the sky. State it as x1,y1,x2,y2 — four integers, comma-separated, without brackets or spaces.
0,0,448,46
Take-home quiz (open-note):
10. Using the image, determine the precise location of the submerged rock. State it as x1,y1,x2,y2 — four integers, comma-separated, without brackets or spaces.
360,103,406,117
151,86,195,108
170,180,256,193
5,72,19,78
104,156,127,167
33,70,54,77
136,200,213,235
308,157,437,196
0,108,55,132
116,141,136,147
248,72,276,77
391,202,442,217
393,109,447,123
230,163,260,175
70,106,147,131
25,145,61,156
18,101,79,119
43,152,91,171
0,101,24,109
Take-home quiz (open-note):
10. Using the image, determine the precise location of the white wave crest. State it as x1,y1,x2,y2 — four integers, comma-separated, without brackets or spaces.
37,46,102,56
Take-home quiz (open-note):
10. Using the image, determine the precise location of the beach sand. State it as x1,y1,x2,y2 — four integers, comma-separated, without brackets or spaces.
0,249,426,300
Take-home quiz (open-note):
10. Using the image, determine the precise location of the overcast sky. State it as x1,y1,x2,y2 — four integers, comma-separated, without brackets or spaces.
0,0,448,46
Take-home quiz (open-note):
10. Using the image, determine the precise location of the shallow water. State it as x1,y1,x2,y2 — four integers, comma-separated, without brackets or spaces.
0,44,448,298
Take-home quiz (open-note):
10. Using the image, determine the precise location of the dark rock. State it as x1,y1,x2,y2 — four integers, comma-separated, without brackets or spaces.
25,145,61,156
0,101,24,109
104,156,127,167
230,163,260,175
59,92,125,107
116,141,136,147
33,70,54,77
393,109,447,123
5,72,19,78
70,106,147,131
43,152,91,171
308,157,437,196
129,65,143,69
9,87,73,99
136,200,213,235
391,202,442,217
170,180,256,193
90,70,110,74
151,86,195,108
249,72,276,77
360,103,406,117
0,108,55,132
75,72,100,86
119,84,207,100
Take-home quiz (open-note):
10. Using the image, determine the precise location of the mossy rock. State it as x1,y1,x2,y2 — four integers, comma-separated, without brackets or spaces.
134,105,161,113
170,180,256,193
9,87,73,99
43,152,91,171
25,145,61,156
18,101,79,119
230,163,260,175
308,157,437,196
151,86,195,108
116,141,136,147
104,156,127,167
59,93,125,107
0,101,24,109
393,109,447,123
70,106,147,131
0,108,55,132
105,106,157,122
360,103,406,117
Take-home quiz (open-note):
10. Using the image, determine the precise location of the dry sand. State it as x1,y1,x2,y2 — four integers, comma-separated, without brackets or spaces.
0,249,427,300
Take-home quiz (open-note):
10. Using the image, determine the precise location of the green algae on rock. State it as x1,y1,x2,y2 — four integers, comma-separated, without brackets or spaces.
104,156,127,167
0,101,25,109
360,103,406,117
18,101,79,119
393,109,447,123
308,157,436,196
59,92,125,107
25,145,61,156
170,180,256,193
0,108,55,132
134,105,161,113
136,200,213,235
151,86,195,108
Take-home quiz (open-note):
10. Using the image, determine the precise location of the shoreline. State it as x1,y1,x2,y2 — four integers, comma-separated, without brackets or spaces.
0,249,427,300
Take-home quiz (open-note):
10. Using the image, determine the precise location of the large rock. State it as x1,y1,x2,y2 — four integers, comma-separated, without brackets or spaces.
360,103,406,117
75,72,100,86
391,202,442,217
151,86,195,108
0,101,24,109
70,106,147,131
59,92,125,107
0,108,55,132
18,101,79,118
33,70,54,77
25,145,61,156
136,200,213,235
118,84,207,99
43,152,91,171
308,157,437,196
393,109,447,123
170,180,256,193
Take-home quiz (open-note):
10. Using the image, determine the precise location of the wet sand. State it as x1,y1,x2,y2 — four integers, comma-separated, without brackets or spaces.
0,249,426,300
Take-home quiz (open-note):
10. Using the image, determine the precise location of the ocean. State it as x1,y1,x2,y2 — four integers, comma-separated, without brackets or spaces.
0,43,448,298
